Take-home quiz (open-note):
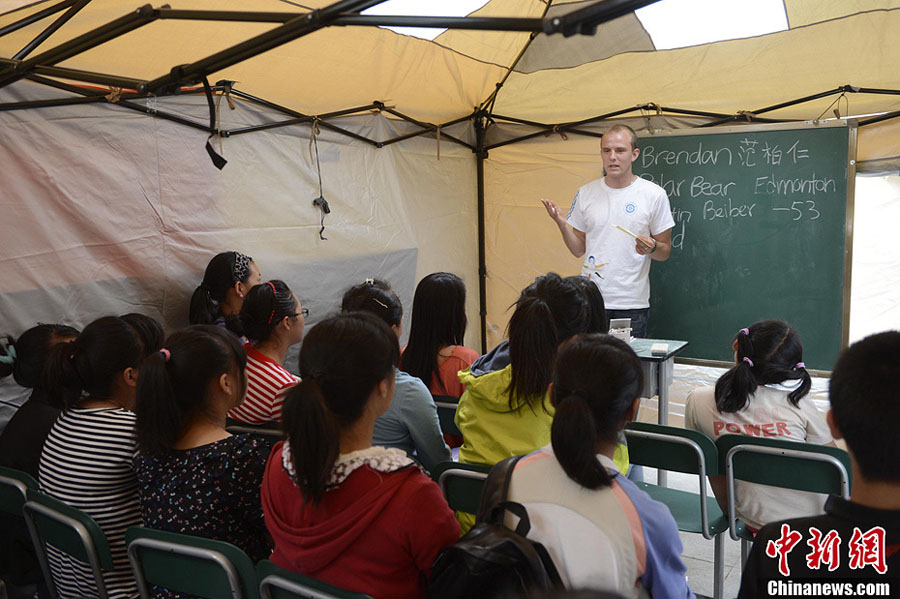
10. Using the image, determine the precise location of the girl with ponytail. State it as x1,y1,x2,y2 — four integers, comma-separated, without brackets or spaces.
39,314,163,599
506,334,691,596
685,319,835,531
188,251,261,326
226,280,304,424
261,312,458,599
133,325,272,568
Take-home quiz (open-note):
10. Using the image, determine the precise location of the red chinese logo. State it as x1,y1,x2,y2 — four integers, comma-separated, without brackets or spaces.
848,526,887,574
806,527,841,571
765,524,803,576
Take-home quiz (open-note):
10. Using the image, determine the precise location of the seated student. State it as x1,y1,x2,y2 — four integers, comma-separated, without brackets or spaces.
189,251,261,326
684,319,833,531
400,272,478,399
0,324,80,479
39,314,163,599
341,279,450,471
261,312,459,599
739,331,900,596
456,273,588,468
507,334,693,598
226,280,303,424
134,325,272,569
0,323,78,599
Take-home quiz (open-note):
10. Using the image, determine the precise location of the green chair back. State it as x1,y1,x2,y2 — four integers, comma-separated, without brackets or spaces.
226,417,283,439
625,421,718,476
0,466,37,516
430,461,489,514
23,488,115,599
716,434,852,495
432,395,461,437
716,434,852,543
257,559,373,599
126,526,259,599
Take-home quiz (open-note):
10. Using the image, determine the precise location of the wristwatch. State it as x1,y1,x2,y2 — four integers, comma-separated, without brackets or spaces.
649,238,658,254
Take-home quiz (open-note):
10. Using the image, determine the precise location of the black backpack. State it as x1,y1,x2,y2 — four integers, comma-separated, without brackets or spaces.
427,456,563,599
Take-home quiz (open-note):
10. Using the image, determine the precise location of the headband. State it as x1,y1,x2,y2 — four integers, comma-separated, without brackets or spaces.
742,357,754,367
232,252,252,283
266,281,278,324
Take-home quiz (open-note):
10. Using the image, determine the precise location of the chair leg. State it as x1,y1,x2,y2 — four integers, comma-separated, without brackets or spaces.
741,538,751,568
713,533,725,599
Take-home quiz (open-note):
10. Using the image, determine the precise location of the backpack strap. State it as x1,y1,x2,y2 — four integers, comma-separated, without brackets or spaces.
475,455,524,524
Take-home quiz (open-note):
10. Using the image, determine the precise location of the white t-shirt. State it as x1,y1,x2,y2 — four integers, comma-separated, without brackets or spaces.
684,383,834,529
567,176,674,309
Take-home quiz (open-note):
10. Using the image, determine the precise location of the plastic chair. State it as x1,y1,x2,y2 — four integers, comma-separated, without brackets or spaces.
716,434,852,564
430,461,490,515
126,526,259,599
226,417,283,439
22,488,115,599
432,395,462,437
257,559,373,599
624,422,728,599
0,466,37,516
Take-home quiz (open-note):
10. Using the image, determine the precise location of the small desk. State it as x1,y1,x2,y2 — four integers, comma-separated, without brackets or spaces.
629,338,689,487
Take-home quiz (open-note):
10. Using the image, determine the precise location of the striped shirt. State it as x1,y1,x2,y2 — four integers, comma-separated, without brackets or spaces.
228,344,298,424
38,408,141,599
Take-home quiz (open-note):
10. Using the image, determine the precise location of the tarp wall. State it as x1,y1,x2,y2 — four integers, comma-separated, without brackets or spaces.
0,80,481,355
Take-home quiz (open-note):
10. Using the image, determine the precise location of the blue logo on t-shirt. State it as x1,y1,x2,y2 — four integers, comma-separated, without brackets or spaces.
625,202,636,214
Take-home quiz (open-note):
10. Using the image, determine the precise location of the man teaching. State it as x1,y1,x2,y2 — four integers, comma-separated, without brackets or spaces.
542,124,675,338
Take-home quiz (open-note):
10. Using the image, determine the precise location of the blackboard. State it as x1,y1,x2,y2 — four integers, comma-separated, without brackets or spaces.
633,123,854,370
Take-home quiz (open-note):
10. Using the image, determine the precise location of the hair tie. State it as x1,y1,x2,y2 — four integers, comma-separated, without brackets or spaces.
0,345,16,365
742,356,754,367
266,281,278,324
795,362,805,369
739,328,750,336
160,348,171,362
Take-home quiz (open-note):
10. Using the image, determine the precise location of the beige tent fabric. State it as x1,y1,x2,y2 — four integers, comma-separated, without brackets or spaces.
0,0,507,123
515,4,654,74
493,8,900,123
432,0,545,69
784,0,900,27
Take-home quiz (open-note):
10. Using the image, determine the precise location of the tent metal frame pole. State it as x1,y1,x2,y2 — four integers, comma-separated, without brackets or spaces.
32,65,146,90
26,73,107,96
474,113,488,354
0,4,158,90
0,0,79,38
859,110,900,127
140,0,390,95
14,0,92,60
380,105,474,150
116,99,217,133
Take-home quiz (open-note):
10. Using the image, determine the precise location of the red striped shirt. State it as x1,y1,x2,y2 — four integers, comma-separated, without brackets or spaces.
229,344,298,424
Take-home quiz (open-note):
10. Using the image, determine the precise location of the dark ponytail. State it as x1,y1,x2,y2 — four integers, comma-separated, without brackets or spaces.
228,280,297,342
566,275,608,334
400,272,467,391
189,251,254,325
135,325,246,455
0,325,80,392
551,334,642,489
507,273,588,411
282,312,399,505
715,319,811,413
43,315,161,410
340,279,403,327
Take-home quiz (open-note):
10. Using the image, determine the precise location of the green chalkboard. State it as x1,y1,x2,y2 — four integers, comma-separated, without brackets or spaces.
633,123,854,370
